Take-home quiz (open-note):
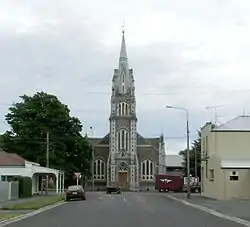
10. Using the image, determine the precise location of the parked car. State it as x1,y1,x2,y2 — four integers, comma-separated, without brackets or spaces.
106,186,121,194
65,185,86,201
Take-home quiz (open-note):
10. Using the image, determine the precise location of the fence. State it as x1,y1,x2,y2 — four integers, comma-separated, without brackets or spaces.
0,181,19,202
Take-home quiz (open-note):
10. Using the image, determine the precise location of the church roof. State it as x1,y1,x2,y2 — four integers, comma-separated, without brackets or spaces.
213,115,250,131
88,133,161,150
88,138,102,147
144,138,160,149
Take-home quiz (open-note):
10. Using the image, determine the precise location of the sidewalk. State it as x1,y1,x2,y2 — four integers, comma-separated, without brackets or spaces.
167,193,250,222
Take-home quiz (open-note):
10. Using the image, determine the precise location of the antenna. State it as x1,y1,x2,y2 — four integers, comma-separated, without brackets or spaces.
243,108,246,116
89,126,94,137
205,105,225,125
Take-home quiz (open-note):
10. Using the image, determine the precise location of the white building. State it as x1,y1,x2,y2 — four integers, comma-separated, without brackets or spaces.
0,151,64,194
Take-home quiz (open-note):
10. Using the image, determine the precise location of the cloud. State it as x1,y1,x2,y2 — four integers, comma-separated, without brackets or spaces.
0,0,250,153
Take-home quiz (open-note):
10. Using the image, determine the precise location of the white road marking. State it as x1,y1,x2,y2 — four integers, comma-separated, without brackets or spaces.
167,195,250,227
0,201,66,227
123,197,126,202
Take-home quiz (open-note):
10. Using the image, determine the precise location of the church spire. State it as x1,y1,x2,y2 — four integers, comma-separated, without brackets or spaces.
119,28,128,69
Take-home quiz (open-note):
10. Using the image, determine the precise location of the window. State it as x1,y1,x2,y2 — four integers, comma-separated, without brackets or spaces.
209,169,214,180
141,160,154,180
118,162,128,172
1,175,18,182
117,129,129,151
118,102,129,116
93,159,105,180
230,176,239,181
230,171,239,181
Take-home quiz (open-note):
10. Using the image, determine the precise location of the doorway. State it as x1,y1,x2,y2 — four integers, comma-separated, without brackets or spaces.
118,172,127,187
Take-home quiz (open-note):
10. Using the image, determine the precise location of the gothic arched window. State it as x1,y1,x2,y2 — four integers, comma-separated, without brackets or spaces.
140,159,154,180
117,129,129,151
94,159,105,180
118,162,128,172
118,102,129,116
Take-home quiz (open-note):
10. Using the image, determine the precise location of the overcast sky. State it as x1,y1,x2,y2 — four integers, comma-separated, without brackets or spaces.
0,0,250,154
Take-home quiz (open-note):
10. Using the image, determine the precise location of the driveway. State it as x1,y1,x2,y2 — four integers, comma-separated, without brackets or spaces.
4,192,246,227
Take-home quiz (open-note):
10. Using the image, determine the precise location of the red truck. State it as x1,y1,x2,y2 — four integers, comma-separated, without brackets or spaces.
155,174,183,192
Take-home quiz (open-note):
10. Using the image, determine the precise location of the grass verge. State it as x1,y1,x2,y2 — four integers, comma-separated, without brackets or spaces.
0,214,20,221
1,196,65,210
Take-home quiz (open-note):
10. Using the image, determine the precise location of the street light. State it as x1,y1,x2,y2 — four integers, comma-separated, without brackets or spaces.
165,105,191,199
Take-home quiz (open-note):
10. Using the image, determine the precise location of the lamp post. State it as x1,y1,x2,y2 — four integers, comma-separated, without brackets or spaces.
165,105,191,199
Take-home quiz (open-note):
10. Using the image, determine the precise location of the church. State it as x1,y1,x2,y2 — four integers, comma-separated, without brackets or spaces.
88,31,166,191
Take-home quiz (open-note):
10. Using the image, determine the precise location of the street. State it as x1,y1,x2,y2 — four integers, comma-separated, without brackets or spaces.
4,192,246,227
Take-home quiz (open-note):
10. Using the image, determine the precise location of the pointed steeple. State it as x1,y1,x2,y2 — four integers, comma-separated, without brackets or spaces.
120,30,127,60
112,28,135,96
119,29,128,69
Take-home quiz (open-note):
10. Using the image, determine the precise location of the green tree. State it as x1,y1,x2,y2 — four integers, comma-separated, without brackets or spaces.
1,92,92,184
179,122,215,178
0,134,3,147
179,131,201,178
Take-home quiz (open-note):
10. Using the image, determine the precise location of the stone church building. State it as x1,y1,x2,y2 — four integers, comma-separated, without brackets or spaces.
88,31,166,191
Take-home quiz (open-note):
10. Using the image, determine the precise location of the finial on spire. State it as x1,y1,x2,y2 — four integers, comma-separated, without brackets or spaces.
122,20,125,34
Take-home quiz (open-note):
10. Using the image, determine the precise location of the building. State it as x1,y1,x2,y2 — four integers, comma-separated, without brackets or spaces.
88,31,166,191
0,150,64,194
165,154,184,175
201,115,250,200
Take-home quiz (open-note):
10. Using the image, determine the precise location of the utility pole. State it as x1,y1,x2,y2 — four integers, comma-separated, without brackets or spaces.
89,126,95,192
194,147,197,177
165,105,191,199
46,131,49,195
186,113,191,199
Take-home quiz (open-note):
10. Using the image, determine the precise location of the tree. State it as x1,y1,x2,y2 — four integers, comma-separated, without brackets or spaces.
179,122,215,178
1,91,92,183
0,134,3,148
179,131,201,178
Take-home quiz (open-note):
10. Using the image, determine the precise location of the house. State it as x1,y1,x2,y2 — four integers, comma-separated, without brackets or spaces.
165,154,184,175
0,150,64,194
201,115,250,200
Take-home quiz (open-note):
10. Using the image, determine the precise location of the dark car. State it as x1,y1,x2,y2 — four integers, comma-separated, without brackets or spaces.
65,185,86,201
106,186,121,194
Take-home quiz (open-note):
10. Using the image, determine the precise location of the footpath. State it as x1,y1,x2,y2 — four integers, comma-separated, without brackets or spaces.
167,193,250,222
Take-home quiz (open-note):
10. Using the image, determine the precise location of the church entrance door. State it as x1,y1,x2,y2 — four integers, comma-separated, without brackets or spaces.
118,172,127,187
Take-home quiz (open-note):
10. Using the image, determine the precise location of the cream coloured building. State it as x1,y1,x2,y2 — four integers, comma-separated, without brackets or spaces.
201,115,250,200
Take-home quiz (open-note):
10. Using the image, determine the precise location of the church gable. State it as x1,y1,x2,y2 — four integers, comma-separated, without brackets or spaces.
137,133,159,149
88,138,102,148
137,133,160,157
94,146,109,161
137,146,159,165
137,133,149,145
145,138,160,150
96,133,110,146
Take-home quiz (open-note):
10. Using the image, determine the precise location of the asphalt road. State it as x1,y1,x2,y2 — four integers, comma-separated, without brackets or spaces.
4,192,246,227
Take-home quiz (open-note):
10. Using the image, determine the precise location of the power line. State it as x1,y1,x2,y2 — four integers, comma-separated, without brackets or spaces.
0,88,249,108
